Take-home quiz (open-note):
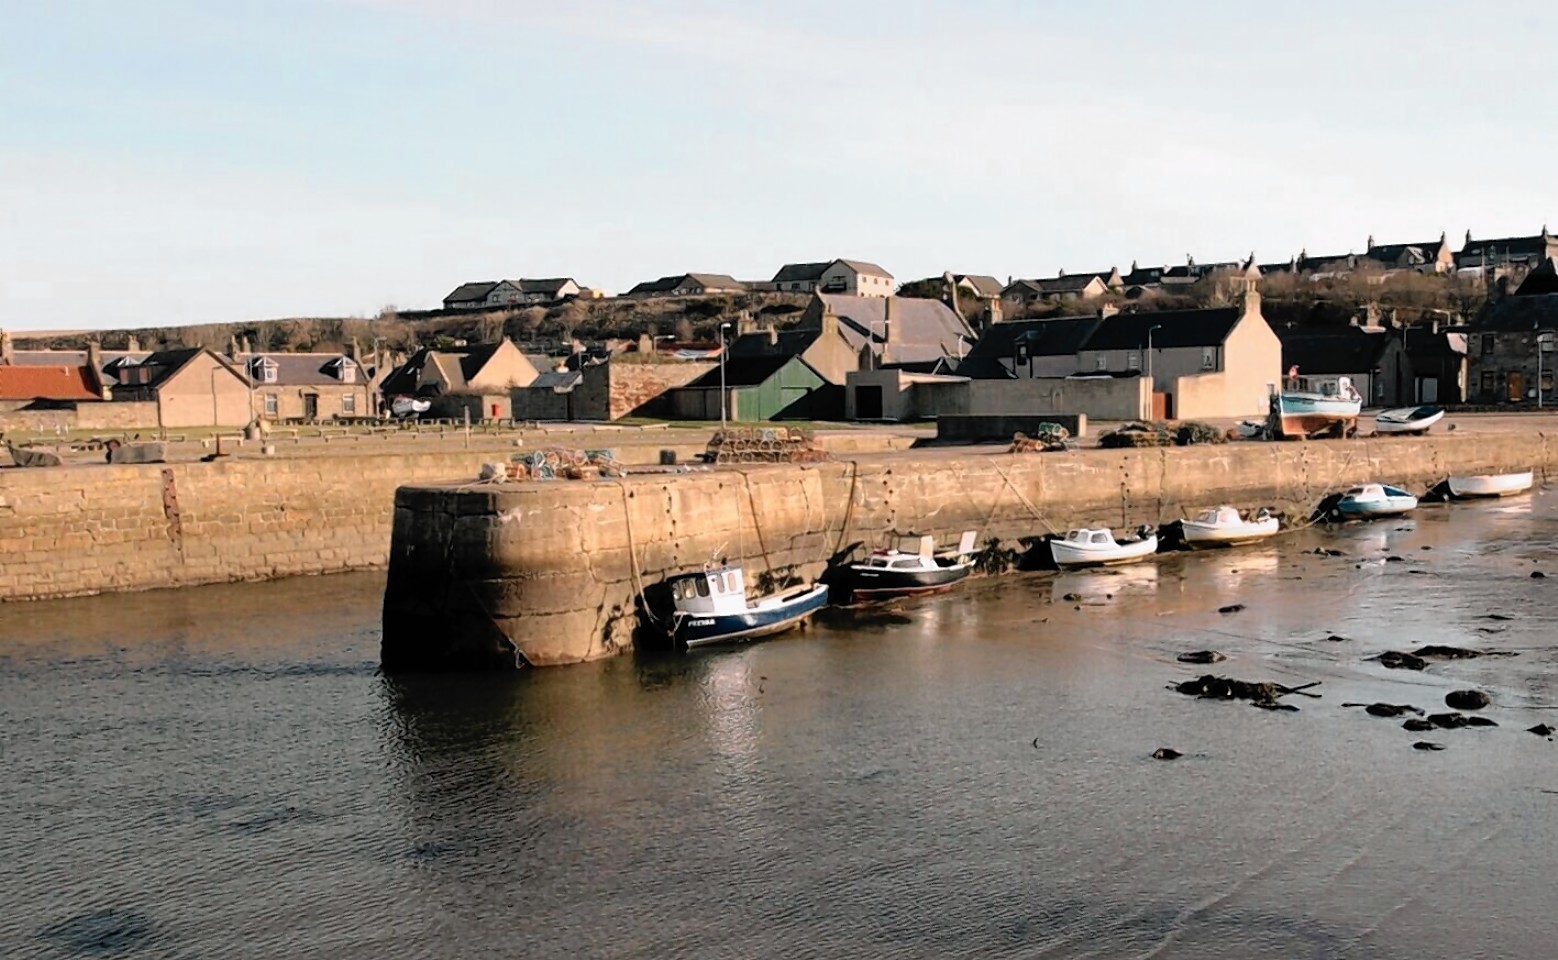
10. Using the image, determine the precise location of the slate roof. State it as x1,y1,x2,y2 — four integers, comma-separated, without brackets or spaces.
1036,275,1104,294
682,354,803,389
1477,295,1558,332
626,273,744,296
817,293,975,365
1365,240,1446,267
1403,328,1468,361
125,349,214,389
1514,258,1558,296
771,262,833,283
1083,308,1243,351
0,364,102,401
955,316,1103,379
444,281,501,304
1122,264,1165,286
379,343,505,396
1460,232,1556,263
528,370,583,391
954,274,1005,298
728,329,820,359
238,353,365,387
834,258,893,278
1276,326,1393,374
513,278,576,296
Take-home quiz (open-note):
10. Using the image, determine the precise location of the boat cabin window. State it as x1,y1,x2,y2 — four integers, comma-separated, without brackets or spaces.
1344,487,1366,496
1089,531,1109,544
696,576,710,598
890,558,920,569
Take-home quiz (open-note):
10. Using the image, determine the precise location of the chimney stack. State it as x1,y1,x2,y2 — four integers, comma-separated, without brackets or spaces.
767,322,778,346
0,329,12,365
127,334,140,352
87,340,102,371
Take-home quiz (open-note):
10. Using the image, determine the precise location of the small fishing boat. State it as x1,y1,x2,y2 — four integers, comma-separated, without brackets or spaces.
1335,483,1418,519
666,565,828,648
845,531,978,601
1181,505,1279,548
1050,527,1159,569
390,396,431,418
1268,378,1363,440
1447,470,1534,498
1375,405,1445,435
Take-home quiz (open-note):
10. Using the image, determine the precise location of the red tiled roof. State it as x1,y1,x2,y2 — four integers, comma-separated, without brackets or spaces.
0,364,103,401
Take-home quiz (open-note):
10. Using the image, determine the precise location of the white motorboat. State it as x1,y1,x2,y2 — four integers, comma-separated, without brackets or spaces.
1268,377,1363,440
390,396,431,418
844,531,978,601
1181,505,1280,548
1049,527,1159,569
1335,483,1418,519
1447,471,1534,498
1375,405,1445,435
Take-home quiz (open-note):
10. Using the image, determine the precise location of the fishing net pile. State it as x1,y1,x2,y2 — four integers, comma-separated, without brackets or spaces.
1099,421,1172,448
1173,421,1228,446
1008,423,1070,453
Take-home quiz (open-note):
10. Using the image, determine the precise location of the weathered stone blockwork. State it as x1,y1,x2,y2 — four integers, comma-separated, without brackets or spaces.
383,433,1557,670
0,452,498,602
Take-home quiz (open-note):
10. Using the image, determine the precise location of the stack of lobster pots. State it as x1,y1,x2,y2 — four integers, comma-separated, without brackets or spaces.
704,427,829,464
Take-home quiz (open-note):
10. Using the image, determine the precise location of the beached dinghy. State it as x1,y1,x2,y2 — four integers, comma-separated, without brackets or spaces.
845,530,978,601
1375,405,1444,435
1335,483,1418,519
665,565,828,648
1050,527,1159,569
1181,506,1279,548
1447,471,1534,498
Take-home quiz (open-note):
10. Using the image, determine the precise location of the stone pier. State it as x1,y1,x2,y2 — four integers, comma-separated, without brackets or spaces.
381,433,1555,670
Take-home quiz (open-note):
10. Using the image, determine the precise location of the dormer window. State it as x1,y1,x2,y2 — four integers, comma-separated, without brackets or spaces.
336,359,356,383
250,357,278,383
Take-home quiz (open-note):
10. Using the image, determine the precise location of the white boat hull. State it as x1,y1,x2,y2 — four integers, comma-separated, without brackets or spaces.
1181,516,1280,548
1375,406,1444,435
1050,535,1159,569
1448,471,1534,498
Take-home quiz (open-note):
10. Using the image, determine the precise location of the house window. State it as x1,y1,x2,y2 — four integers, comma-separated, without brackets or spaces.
1482,334,1496,355
1201,347,1216,370
1095,355,1107,371
339,362,356,383
252,358,278,383
263,394,278,417
342,393,357,414
1127,351,1140,369
1480,370,1498,396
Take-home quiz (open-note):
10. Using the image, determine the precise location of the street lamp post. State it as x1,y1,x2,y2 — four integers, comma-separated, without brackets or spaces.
1145,325,1162,385
1539,331,1556,408
719,322,731,430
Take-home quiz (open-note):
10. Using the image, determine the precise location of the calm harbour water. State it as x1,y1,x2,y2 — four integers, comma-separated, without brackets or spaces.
4,492,1558,959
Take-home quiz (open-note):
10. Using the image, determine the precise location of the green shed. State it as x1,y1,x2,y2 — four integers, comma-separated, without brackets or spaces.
670,354,836,421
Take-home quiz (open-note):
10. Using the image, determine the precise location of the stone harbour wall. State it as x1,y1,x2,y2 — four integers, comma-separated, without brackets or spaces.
0,451,501,602
382,432,1558,670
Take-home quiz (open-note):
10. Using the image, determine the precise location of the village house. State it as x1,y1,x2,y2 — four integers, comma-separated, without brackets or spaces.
0,331,108,413
624,273,747,298
108,348,253,427
1457,227,1558,274
1467,258,1558,404
1365,233,1455,274
1404,326,1468,404
1074,292,1280,419
1276,322,1411,408
771,259,894,296
955,315,1103,380
1000,274,1110,309
441,278,583,310
379,338,539,420
237,351,371,421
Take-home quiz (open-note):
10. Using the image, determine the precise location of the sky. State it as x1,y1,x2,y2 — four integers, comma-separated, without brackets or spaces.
3,0,1556,331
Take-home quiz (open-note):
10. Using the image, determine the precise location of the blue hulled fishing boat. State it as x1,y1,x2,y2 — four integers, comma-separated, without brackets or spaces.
665,565,828,649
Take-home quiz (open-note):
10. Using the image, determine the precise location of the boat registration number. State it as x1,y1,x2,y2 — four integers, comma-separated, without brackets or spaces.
688,618,715,627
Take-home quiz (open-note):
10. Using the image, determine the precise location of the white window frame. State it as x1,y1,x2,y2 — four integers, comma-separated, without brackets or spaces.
262,394,278,416
342,393,357,414
1201,347,1216,370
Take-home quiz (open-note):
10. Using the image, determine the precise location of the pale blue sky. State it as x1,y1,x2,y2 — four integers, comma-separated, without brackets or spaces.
3,0,1554,330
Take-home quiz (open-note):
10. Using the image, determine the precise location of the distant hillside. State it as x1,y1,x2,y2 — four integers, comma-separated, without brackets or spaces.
13,292,816,353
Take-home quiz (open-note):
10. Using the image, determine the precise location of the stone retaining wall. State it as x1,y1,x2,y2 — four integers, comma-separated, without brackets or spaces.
0,451,499,601
382,433,1556,670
